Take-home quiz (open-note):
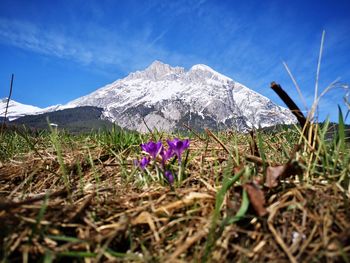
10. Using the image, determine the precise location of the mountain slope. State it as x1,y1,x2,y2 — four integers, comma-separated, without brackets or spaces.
0,98,43,121
65,61,296,132
12,106,114,133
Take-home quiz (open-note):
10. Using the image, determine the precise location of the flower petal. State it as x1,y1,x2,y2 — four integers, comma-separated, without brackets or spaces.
167,138,190,164
140,141,163,159
139,157,150,169
165,170,174,184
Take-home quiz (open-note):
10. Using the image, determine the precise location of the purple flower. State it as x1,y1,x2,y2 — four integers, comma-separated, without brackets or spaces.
139,157,150,170
164,170,174,184
167,138,190,164
140,141,163,159
160,147,174,166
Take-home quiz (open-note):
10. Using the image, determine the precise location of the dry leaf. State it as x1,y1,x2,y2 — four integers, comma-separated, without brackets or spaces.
265,161,303,188
265,165,286,188
243,182,267,216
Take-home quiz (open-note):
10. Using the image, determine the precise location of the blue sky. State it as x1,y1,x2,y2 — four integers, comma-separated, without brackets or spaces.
0,0,349,122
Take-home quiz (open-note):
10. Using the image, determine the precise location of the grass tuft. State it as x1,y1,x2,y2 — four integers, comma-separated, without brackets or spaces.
0,116,349,262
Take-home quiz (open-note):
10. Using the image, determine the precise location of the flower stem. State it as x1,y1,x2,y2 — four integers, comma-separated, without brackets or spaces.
178,164,182,184
144,167,153,182
155,165,160,183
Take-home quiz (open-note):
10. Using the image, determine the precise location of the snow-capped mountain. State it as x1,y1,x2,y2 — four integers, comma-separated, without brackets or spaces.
65,60,296,132
0,98,65,121
0,98,43,121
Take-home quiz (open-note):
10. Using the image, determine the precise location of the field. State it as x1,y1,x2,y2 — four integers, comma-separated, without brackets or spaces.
0,121,349,262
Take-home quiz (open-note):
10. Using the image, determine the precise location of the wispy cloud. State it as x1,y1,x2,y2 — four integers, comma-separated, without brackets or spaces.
0,17,195,75
0,18,97,64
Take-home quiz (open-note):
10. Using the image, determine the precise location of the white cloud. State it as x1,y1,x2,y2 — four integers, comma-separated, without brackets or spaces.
0,18,95,64
0,17,195,74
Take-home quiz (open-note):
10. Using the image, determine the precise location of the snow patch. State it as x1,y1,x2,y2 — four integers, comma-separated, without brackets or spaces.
0,98,43,120
190,64,233,83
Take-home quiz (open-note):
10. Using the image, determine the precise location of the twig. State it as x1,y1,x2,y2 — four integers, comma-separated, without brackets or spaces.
268,219,297,263
0,188,69,211
270,82,316,146
1,73,14,130
270,82,307,128
249,130,260,157
167,230,207,261
205,128,234,161
268,204,298,263
66,193,95,222
183,123,205,141
142,117,155,140
245,154,271,166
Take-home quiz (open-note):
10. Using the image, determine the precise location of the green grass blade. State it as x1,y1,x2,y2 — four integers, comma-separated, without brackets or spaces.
57,251,97,258
43,250,54,263
332,107,346,174
46,235,86,243
256,131,267,170
226,189,249,224
48,118,70,191
30,193,49,242
338,105,345,152
202,164,245,262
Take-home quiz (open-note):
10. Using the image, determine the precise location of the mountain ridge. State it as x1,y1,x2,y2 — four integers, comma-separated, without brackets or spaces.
1,61,297,132
65,61,296,132
11,106,114,134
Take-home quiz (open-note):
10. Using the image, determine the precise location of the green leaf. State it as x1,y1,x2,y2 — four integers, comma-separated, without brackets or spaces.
338,105,345,151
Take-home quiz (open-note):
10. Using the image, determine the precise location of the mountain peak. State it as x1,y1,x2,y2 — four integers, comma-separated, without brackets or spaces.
127,60,185,81
190,64,215,72
189,64,233,83
145,60,175,73
148,60,167,68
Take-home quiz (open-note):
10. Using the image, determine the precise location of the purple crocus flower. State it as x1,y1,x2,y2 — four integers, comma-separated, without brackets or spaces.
167,138,190,164
140,141,163,159
164,170,174,184
139,157,150,170
160,147,174,167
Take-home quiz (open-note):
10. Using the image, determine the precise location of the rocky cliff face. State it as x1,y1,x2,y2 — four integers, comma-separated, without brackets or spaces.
64,60,296,132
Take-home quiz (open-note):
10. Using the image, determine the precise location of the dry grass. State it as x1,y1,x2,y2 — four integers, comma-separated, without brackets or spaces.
0,127,349,262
